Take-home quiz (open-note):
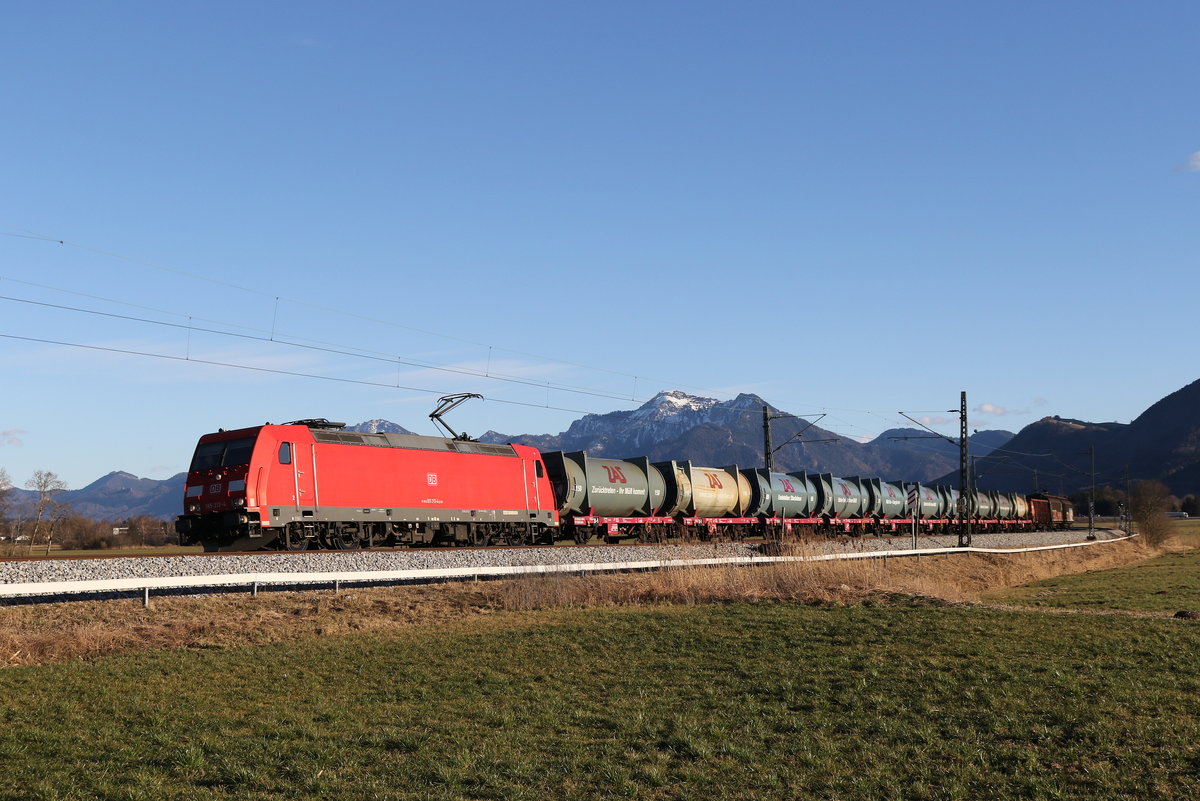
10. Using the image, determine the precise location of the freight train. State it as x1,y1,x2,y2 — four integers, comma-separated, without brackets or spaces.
175,419,1074,552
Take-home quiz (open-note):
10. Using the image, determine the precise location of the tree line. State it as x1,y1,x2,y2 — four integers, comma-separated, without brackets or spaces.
1066,481,1200,519
0,468,175,555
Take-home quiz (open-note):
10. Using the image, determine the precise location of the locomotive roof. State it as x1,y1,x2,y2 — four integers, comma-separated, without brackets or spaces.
306,427,519,457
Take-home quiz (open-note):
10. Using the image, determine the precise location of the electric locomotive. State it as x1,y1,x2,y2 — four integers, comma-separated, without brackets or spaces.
175,419,558,552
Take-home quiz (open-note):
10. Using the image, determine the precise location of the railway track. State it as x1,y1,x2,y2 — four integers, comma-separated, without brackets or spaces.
0,525,1103,564
0,528,1130,605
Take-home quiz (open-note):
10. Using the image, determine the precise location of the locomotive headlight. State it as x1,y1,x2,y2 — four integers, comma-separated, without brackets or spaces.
187,503,200,513
232,498,245,507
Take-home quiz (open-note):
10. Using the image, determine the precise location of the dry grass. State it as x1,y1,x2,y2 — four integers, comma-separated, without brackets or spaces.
484,536,1165,610
0,534,1178,669
0,584,501,668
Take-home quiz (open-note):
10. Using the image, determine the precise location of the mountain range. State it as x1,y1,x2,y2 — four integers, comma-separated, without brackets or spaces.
477,390,1012,482
959,378,1200,497
7,379,1199,521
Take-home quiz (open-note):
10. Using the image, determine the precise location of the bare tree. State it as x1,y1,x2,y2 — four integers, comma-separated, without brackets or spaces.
1129,480,1172,547
25,470,68,556
42,498,73,556
5,516,23,558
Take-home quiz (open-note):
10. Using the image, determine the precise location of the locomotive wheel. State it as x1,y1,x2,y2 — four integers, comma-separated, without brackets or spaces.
321,526,361,550
332,530,361,550
469,528,492,547
284,528,309,551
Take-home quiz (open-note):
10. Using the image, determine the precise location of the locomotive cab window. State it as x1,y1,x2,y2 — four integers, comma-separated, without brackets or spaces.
536,461,544,478
279,442,292,465
224,439,255,466
190,437,256,471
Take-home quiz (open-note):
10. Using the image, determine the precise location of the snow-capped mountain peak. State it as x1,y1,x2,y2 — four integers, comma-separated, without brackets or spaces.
346,419,415,435
641,390,719,412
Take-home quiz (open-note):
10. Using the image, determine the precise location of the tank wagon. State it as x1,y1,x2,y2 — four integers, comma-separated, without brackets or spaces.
177,419,1065,552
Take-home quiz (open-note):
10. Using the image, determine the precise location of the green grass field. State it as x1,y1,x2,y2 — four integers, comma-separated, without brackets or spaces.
984,548,1200,612
1,598,1198,800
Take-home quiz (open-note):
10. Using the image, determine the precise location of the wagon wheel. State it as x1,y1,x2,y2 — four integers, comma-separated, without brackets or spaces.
573,528,591,545
638,525,664,544
283,527,309,551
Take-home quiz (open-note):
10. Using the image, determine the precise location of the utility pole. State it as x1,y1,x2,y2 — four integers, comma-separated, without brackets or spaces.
1124,464,1131,534
1089,444,1096,537
762,404,834,544
763,405,774,475
958,390,972,548
896,393,974,547
761,405,831,474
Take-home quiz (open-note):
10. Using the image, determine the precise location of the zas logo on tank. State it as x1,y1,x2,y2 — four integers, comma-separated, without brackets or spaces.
602,465,628,484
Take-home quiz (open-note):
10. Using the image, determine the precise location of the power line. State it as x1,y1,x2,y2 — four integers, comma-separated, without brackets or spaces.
0,292,653,405
0,222,733,398
0,273,674,402
0,332,606,418
0,280,859,436
3,225,1021,440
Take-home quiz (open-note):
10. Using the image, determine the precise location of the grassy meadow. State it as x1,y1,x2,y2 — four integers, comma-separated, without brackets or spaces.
0,528,1197,800
1,601,1199,801
985,548,1200,612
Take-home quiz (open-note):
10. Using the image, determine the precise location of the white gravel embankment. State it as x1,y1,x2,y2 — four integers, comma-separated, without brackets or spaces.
0,528,1130,589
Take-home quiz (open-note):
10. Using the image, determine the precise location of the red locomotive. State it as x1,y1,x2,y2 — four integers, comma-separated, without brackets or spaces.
175,419,558,551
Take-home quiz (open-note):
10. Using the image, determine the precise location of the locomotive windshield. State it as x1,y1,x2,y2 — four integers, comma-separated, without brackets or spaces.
190,437,256,471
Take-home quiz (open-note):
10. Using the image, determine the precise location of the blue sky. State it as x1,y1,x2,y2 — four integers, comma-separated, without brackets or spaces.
2,1,1197,490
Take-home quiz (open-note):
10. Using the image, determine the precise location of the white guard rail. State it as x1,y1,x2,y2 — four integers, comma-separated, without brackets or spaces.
0,534,1138,601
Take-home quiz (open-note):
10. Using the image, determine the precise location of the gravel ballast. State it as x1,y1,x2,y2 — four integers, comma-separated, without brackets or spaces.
0,528,1130,592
